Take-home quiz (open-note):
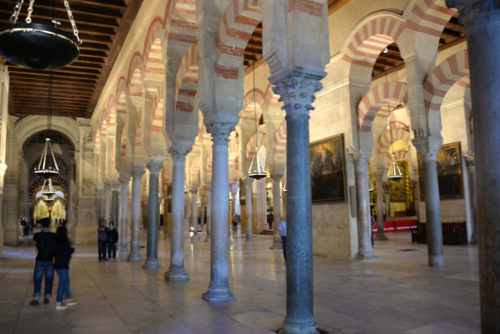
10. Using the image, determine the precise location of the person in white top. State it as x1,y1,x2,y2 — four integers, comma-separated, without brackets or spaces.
279,220,287,261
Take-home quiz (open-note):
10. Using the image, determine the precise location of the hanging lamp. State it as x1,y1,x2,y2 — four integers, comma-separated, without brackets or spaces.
34,72,59,179
381,46,402,181
247,35,267,180
282,179,287,193
0,0,81,70
41,178,56,196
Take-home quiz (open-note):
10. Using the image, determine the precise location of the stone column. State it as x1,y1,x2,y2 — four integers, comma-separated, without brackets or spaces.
202,121,236,302
165,144,191,281
190,188,199,240
446,2,500,330
200,195,206,230
374,170,388,240
128,166,145,262
271,68,325,334
118,174,130,258
204,187,211,242
354,153,376,259
271,174,283,250
413,135,443,267
464,154,478,244
111,184,119,225
143,158,164,270
103,182,111,221
245,177,254,246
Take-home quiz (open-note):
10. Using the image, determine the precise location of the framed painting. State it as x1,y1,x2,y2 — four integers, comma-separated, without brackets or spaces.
310,134,346,203
418,142,463,200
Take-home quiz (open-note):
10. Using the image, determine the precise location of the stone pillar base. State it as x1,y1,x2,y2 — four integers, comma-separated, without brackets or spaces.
165,266,189,281
376,234,388,241
118,250,130,258
281,318,319,334
202,287,236,303
245,236,254,247
127,251,143,262
429,255,444,268
142,260,163,270
355,252,378,260
271,239,282,250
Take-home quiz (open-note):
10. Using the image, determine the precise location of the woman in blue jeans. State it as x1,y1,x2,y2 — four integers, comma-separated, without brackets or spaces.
54,225,77,310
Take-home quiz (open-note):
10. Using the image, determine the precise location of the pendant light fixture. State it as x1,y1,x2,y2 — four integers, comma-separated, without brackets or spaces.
382,46,402,181
34,72,59,179
0,0,81,70
248,34,267,180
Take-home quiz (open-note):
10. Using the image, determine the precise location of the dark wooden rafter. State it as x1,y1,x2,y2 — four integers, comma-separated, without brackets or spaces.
0,0,141,118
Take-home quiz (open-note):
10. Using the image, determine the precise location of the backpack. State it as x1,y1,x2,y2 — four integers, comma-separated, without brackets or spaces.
37,232,55,261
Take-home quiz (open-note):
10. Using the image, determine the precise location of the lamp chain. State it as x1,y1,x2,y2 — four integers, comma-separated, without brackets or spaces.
9,0,24,24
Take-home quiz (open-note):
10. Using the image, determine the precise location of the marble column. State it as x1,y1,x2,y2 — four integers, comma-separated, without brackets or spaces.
165,144,191,281
374,170,388,241
271,68,325,334
111,185,119,225
245,177,254,246
204,188,211,242
118,174,130,258
202,121,236,302
190,188,200,240
200,195,206,230
128,166,145,262
446,2,500,329
354,153,376,259
143,158,164,270
271,174,283,250
413,135,443,267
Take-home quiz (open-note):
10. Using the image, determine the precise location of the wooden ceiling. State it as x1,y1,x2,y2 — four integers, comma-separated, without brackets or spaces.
0,0,143,118
1,1,464,119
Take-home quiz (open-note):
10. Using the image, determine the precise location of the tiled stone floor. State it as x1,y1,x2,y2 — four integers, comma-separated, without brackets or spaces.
0,230,480,333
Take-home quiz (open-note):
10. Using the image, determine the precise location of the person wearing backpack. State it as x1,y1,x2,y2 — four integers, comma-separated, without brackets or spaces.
30,217,55,306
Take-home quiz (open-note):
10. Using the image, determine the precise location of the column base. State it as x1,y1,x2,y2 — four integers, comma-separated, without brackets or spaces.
118,249,130,258
428,254,444,268
281,318,318,334
355,252,378,260
127,249,144,262
202,287,236,303
271,239,282,250
142,259,163,270
376,234,388,241
165,266,190,281
246,237,254,247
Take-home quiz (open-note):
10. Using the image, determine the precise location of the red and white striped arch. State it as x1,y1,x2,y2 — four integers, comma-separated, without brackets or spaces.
175,45,199,113
246,132,265,162
376,121,411,156
190,156,201,182
423,49,469,128
385,149,409,170
143,19,165,82
341,14,405,84
215,1,262,79
264,83,282,109
405,0,456,39
358,81,408,132
165,0,197,55
127,54,145,108
272,121,287,166
241,88,265,121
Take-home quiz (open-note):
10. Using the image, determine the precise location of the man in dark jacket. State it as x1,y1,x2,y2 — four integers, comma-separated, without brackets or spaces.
30,217,55,305
97,219,108,261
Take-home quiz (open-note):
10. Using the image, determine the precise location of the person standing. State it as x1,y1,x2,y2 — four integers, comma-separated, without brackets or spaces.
106,222,118,261
97,220,108,261
30,218,55,306
279,220,287,261
54,225,77,310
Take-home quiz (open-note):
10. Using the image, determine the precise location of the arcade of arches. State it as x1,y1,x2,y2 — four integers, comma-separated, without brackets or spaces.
0,1,499,332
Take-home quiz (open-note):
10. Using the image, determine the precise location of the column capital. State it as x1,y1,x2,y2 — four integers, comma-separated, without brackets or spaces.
132,166,145,179
119,173,131,184
446,0,500,24
270,66,326,117
168,142,192,161
205,122,236,145
353,153,371,172
190,187,198,194
412,136,443,162
147,157,165,174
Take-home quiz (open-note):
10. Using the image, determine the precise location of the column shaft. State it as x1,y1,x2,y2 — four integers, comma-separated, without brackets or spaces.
165,154,189,281
128,167,144,261
118,176,130,258
143,159,163,270
375,172,387,240
205,190,211,242
355,154,376,259
272,175,283,249
202,123,236,302
245,178,254,246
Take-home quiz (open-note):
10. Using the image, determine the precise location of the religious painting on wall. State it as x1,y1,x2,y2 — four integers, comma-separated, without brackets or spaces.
418,141,463,200
310,133,346,203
